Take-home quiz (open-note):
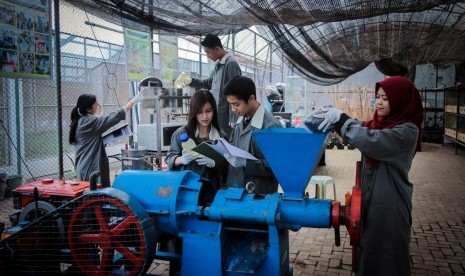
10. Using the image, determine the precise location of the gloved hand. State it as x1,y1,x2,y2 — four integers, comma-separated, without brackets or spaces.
313,107,343,132
130,92,143,104
301,106,328,133
196,155,215,168
174,72,192,89
179,149,197,165
224,153,246,168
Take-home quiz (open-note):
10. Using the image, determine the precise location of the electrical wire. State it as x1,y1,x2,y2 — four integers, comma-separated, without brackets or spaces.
83,4,125,107
0,119,36,181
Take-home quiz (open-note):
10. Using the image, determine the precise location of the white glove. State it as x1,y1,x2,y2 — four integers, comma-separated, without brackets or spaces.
301,106,328,133
130,92,143,104
313,107,343,132
174,72,192,89
196,155,215,168
224,153,246,168
179,149,197,165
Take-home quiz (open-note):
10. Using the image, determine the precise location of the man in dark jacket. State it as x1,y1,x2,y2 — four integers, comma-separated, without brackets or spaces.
222,76,282,194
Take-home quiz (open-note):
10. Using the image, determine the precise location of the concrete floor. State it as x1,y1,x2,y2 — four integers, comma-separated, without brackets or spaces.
1,143,465,275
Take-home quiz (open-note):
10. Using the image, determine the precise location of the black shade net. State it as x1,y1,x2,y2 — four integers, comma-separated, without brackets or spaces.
64,0,465,84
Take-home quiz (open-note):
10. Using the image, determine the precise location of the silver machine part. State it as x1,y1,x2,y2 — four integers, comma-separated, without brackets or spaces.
121,147,151,170
245,182,256,193
137,77,191,164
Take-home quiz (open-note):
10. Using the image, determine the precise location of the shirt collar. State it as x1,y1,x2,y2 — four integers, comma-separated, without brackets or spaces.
195,126,221,140
218,52,231,65
236,104,265,129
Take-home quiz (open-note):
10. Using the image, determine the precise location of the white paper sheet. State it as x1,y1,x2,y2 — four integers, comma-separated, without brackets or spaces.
211,138,258,160
102,124,133,145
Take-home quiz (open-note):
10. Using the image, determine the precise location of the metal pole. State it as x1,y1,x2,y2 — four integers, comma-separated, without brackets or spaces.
156,94,162,168
14,79,21,175
54,0,63,179
254,33,257,83
269,42,272,83
199,35,202,75
129,82,136,146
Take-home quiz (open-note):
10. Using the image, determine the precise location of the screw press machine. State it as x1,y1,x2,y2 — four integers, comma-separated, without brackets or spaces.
1,128,361,275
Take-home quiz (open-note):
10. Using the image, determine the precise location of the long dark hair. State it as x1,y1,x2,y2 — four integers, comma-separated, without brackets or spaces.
69,94,97,144
184,89,220,139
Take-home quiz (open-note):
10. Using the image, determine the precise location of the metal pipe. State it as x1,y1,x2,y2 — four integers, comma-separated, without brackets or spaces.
54,0,64,179
84,21,158,43
14,79,21,175
156,94,162,164
84,21,123,34
89,171,101,190
205,191,331,229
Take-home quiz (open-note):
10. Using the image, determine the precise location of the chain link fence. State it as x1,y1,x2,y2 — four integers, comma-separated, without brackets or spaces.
0,2,289,192
0,36,130,188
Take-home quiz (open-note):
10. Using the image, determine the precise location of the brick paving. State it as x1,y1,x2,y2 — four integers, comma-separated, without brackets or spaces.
1,143,464,275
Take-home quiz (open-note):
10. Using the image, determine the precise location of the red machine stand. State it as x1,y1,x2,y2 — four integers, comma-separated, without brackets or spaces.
10,178,98,230
13,178,95,208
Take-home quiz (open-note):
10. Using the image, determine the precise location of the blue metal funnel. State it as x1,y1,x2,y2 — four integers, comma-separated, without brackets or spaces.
253,128,327,199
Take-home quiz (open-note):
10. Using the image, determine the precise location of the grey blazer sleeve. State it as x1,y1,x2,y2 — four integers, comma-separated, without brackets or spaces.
190,72,213,89
342,120,419,164
79,108,126,135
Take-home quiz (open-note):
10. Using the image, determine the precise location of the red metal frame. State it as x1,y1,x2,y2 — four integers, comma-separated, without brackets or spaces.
13,178,98,207
68,196,147,276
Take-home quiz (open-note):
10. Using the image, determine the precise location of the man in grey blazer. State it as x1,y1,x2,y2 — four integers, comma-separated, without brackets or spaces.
175,34,242,136
222,76,282,194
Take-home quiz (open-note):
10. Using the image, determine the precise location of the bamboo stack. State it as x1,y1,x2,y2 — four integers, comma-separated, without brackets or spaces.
325,85,375,121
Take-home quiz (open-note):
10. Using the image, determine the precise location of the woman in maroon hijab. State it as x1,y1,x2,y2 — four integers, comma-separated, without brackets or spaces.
307,76,423,275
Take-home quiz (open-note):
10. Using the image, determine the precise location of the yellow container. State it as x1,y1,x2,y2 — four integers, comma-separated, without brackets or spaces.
445,128,457,138
445,105,457,113
459,106,465,114
458,132,465,143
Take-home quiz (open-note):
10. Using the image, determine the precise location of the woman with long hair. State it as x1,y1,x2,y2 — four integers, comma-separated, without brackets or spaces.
166,89,225,189
69,93,141,187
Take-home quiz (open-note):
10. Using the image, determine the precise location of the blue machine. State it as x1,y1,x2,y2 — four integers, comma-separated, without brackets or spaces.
65,128,360,275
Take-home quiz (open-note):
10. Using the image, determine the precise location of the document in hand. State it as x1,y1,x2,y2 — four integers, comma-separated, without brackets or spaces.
102,123,133,146
192,138,258,164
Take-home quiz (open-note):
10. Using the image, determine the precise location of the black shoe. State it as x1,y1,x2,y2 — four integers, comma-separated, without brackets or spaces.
334,138,344,150
326,141,334,149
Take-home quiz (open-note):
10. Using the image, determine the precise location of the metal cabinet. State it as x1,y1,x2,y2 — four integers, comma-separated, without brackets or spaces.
421,88,444,144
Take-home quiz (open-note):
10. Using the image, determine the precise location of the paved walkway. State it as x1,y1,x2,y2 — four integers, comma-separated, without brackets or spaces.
293,143,465,275
1,143,464,275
